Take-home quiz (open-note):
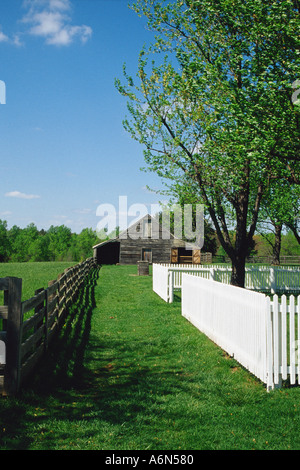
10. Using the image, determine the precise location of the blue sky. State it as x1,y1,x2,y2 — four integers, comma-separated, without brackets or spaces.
0,0,167,233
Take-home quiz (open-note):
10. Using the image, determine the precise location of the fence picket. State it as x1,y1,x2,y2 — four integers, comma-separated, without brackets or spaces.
290,296,296,384
266,296,274,391
181,274,270,387
180,274,300,390
281,296,287,381
273,295,279,385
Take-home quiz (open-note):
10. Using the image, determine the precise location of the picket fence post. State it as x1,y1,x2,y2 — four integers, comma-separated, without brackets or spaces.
270,267,276,294
209,267,215,280
265,295,275,391
168,270,174,303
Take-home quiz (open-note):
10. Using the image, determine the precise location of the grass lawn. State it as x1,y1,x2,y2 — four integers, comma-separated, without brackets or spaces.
0,262,76,300
1,264,300,450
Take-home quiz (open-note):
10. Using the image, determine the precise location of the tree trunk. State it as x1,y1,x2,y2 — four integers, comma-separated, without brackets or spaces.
286,222,300,245
196,165,263,290
229,188,251,288
271,223,282,265
231,254,247,288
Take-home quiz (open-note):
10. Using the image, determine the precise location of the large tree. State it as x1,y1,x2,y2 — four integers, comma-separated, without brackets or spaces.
256,181,300,264
116,0,300,286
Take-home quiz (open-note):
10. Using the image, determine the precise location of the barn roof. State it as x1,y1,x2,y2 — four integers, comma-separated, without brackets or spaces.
93,213,177,249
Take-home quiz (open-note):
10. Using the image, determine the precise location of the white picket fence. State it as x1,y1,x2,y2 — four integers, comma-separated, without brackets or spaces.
181,273,300,391
152,263,171,303
271,294,300,387
153,263,300,303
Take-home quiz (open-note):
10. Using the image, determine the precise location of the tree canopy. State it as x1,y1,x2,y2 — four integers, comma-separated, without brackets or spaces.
0,221,98,263
116,0,300,286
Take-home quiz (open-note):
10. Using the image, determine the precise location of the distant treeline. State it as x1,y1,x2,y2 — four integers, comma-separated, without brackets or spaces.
0,220,99,263
0,218,299,264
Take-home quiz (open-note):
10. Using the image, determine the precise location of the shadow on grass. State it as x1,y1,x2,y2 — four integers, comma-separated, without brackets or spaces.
1,265,257,450
0,266,100,450
32,265,100,393
0,263,203,450
173,292,182,302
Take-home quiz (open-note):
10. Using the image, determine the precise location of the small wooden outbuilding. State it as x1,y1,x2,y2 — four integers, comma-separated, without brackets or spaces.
93,214,204,265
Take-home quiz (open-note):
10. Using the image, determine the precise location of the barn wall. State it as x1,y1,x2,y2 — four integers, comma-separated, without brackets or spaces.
93,214,194,265
119,238,175,265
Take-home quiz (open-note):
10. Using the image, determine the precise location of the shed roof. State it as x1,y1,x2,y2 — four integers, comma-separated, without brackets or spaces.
93,213,178,249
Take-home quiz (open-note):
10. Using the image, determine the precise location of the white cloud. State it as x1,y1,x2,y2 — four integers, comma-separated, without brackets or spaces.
48,214,73,226
0,30,9,42
22,0,92,46
0,28,23,47
5,190,40,200
74,208,92,214
0,211,12,216
48,0,71,11
12,34,24,46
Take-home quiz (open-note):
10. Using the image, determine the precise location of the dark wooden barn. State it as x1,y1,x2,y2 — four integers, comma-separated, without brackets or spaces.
93,214,204,265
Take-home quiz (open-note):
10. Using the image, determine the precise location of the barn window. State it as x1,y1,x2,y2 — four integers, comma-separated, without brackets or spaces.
142,248,152,262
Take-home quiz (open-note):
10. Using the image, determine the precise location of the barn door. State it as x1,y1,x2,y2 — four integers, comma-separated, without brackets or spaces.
142,248,152,262
192,249,201,264
171,248,178,264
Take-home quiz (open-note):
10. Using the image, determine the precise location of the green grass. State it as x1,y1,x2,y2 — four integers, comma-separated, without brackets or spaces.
0,262,76,300
1,264,300,450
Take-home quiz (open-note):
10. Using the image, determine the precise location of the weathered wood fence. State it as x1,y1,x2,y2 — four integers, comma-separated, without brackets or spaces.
0,257,97,396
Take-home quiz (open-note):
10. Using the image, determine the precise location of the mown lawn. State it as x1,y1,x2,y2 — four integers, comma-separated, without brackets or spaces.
1,264,300,450
0,262,76,300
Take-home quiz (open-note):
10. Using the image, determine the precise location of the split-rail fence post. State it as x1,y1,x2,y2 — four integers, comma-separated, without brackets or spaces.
0,258,96,396
3,277,22,396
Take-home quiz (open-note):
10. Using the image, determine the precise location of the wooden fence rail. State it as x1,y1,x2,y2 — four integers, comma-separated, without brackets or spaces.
0,257,97,396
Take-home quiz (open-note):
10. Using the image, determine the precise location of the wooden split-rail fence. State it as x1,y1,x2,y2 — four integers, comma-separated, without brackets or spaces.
0,257,97,396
